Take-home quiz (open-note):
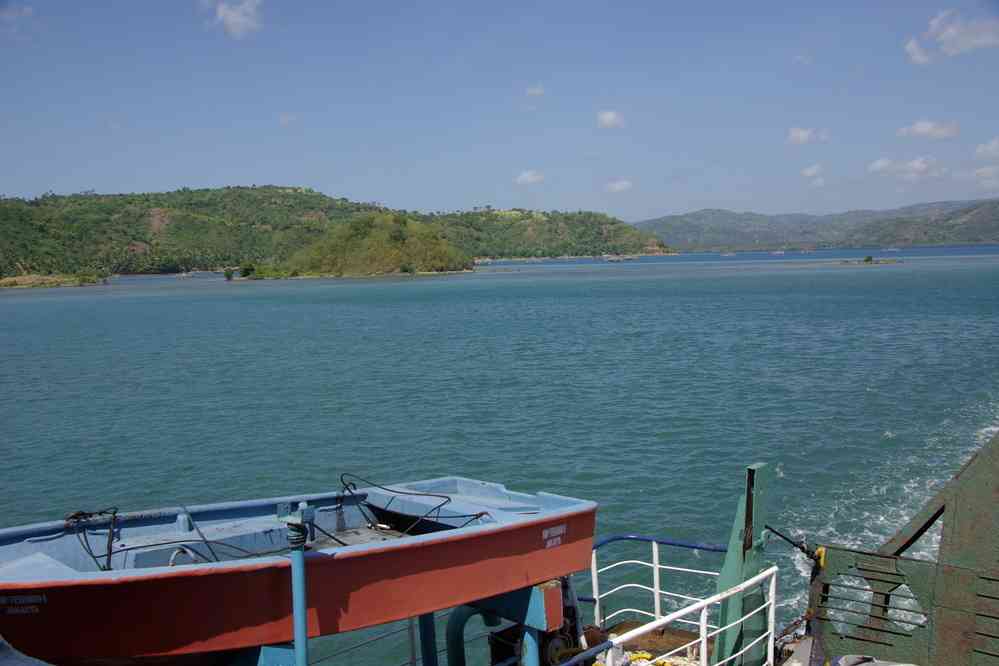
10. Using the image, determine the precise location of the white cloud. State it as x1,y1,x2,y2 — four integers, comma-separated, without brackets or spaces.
787,127,829,145
976,166,999,191
907,10,999,62
801,163,822,178
868,158,894,173
213,0,261,39
514,170,544,185
897,119,959,139
801,164,824,187
604,179,633,193
525,84,545,97
597,111,624,129
976,137,999,159
868,156,945,181
278,112,296,127
792,54,813,65
927,10,999,55
905,37,932,64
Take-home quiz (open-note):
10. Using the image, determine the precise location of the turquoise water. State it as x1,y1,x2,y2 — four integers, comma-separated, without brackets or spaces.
3,247,999,658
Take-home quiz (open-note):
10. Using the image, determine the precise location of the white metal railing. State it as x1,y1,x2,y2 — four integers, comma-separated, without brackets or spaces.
570,566,779,666
588,539,722,629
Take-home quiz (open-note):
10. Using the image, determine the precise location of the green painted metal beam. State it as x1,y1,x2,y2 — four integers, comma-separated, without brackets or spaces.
713,463,772,666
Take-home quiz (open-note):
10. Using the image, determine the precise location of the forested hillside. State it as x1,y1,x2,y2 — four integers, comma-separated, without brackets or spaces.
635,199,999,250
0,186,666,278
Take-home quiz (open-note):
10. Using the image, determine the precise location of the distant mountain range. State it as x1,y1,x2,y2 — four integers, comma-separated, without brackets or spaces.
634,199,999,251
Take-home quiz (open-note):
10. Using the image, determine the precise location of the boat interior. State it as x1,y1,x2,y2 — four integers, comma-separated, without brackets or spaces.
0,476,579,580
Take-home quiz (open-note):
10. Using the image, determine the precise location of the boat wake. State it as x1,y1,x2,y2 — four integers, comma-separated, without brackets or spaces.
772,397,999,619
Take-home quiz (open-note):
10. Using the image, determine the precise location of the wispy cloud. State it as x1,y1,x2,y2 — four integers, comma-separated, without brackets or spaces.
905,37,932,64
977,137,999,160
787,127,829,145
212,0,261,39
897,119,959,139
905,10,999,63
597,111,624,129
278,112,297,127
868,156,945,181
514,170,544,185
975,166,999,192
604,179,633,193
792,54,813,65
801,163,824,187
525,84,545,97
801,164,822,178
928,9,999,55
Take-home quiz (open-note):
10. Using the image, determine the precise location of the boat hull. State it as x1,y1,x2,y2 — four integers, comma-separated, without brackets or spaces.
0,507,595,663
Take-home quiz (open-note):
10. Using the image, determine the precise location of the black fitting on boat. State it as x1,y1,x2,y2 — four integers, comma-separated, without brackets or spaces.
287,522,308,549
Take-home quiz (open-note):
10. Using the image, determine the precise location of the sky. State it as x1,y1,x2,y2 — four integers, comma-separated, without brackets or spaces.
1,1,998,220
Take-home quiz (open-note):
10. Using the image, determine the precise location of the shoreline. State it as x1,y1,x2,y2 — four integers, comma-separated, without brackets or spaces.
0,274,107,289
474,251,679,264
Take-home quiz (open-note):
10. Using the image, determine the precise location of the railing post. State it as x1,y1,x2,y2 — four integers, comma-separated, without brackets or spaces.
418,613,439,666
591,549,602,627
652,541,662,620
699,606,709,666
522,627,542,666
408,617,418,666
767,573,777,665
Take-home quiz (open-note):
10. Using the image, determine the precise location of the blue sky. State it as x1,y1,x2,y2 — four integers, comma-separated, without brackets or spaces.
1,1,998,220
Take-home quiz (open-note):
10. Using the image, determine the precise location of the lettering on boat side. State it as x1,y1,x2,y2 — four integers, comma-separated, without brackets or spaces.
1,594,46,615
543,524,567,548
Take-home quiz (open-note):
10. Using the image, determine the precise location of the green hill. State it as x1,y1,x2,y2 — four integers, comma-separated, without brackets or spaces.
634,199,999,251
0,186,667,278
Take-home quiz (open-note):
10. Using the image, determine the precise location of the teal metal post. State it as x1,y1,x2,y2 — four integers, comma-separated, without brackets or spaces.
713,463,772,666
521,628,541,666
419,613,439,666
446,582,558,666
289,547,308,666
445,606,501,666
278,502,314,666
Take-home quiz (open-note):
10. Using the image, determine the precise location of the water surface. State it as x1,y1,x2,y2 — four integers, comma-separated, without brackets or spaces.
3,247,998,655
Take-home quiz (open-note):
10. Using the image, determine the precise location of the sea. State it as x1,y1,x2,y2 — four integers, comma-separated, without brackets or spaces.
2,245,999,662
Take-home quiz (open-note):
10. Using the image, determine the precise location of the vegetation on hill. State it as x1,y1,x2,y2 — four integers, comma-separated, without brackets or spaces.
634,199,999,251
432,208,664,258
0,186,666,279
284,212,471,276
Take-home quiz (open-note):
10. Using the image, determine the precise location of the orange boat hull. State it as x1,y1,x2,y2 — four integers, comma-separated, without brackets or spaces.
1,507,595,663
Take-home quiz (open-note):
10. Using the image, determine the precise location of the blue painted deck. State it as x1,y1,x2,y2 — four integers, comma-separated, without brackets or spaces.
0,476,593,583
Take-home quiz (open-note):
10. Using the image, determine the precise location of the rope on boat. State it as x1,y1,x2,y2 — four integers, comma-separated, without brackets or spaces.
311,522,349,547
65,507,118,571
340,473,454,535
180,505,220,562
763,523,819,562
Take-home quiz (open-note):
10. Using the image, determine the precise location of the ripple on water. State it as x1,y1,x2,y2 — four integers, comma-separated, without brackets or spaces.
1,256,998,631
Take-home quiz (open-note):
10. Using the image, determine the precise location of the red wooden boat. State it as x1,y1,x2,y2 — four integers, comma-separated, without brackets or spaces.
0,476,596,664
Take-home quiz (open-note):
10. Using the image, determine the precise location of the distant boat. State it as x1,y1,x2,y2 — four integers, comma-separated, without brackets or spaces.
720,252,736,257
883,247,901,252
770,250,785,256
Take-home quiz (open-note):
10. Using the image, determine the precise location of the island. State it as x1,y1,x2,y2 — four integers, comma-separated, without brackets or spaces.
0,186,670,286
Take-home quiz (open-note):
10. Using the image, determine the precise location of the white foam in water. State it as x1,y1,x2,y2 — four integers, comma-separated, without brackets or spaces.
773,402,999,623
